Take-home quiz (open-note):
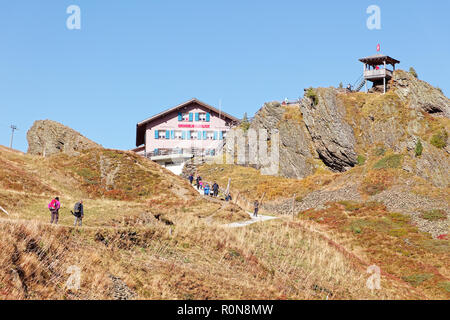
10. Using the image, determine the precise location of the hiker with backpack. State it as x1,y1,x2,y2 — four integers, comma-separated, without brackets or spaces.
188,174,194,185
253,200,259,218
48,197,61,224
72,200,84,227
212,182,219,197
196,176,200,190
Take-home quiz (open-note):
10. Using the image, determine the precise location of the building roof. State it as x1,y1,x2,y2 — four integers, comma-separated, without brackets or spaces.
359,54,400,66
136,98,240,147
130,145,145,152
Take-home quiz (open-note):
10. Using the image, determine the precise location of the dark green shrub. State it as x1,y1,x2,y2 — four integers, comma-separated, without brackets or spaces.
409,67,418,78
240,112,250,131
430,130,448,149
306,88,318,106
415,139,423,157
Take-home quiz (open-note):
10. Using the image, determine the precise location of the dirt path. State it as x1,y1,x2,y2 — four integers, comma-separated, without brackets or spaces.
191,184,278,228
224,211,277,228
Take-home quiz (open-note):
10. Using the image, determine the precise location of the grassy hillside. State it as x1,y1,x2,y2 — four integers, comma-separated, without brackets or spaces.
196,89,449,300
197,162,449,299
0,145,437,299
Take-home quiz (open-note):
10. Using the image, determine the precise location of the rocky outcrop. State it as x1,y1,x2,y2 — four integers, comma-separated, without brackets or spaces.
27,120,101,156
392,70,450,117
246,102,317,178
222,70,448,183
403,140,450,188
300,88,358,171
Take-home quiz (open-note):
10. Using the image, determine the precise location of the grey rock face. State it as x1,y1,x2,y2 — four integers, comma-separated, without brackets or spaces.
300,88,358,171
223,70,448,181
410,141,450,188
249,102,316,179
392,70,450,117
27,120,101,156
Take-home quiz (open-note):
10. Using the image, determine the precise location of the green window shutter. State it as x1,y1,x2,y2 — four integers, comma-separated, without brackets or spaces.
181,131,186,140
186,131,191,140
154,130,159,139
197,131,201,140
213,131,218,140
178,112,182,121
171,130,175,139
189,113,193,122
195,113,199,121
203,131,207,140
165,130,170,139
219,131,223,140
206,112,210,122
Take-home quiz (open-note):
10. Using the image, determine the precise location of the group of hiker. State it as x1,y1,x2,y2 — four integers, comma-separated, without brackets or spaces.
187,173,260,217
188,174,220,197
45,174,260,228
48,197,84,227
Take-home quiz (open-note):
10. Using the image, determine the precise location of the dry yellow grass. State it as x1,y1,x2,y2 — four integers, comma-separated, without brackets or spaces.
0,145,446,299
196,159,449,299
197,163,336,202
0,213,423,300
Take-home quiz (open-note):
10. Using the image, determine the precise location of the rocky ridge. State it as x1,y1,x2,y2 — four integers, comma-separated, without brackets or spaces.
27,120,102,156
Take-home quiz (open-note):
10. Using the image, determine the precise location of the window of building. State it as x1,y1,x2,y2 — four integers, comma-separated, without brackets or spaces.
198,113,207,121
180,112,191,121
174,130,183,139
190,131,197,140
206,131,214,140
158,131,166,139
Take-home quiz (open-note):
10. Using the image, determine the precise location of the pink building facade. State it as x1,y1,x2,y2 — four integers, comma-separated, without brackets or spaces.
135,99,239,158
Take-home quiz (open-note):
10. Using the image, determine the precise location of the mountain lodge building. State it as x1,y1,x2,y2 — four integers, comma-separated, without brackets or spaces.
134,98,239,174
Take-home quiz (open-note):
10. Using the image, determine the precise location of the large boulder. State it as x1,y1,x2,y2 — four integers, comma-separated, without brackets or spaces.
300,88,358,171
27,120,101,156
249,102,317,178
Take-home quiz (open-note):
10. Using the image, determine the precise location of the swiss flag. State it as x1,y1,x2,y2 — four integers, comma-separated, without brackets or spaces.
377,44,381,52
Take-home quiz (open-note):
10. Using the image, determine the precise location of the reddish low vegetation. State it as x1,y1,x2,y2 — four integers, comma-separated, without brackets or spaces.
299,201,450,299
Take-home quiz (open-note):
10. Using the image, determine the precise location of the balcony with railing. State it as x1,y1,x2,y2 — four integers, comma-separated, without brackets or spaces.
146,142,225,160
364,68,393,80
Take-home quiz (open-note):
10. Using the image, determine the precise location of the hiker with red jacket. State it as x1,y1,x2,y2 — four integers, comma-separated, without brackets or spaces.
48,197,61,224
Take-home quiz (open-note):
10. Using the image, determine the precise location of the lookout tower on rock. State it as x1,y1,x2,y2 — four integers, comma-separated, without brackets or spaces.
358,54,400,94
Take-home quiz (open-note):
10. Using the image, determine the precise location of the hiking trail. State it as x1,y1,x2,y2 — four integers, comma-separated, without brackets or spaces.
190,183,278,228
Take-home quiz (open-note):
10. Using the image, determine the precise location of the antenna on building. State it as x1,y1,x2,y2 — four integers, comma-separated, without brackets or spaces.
9,125,18,149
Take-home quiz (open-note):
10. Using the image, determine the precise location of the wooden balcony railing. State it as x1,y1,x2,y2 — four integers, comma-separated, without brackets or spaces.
364,68,393,79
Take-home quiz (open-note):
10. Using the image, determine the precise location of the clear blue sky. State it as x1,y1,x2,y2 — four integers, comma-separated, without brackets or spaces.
1,0,449,152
